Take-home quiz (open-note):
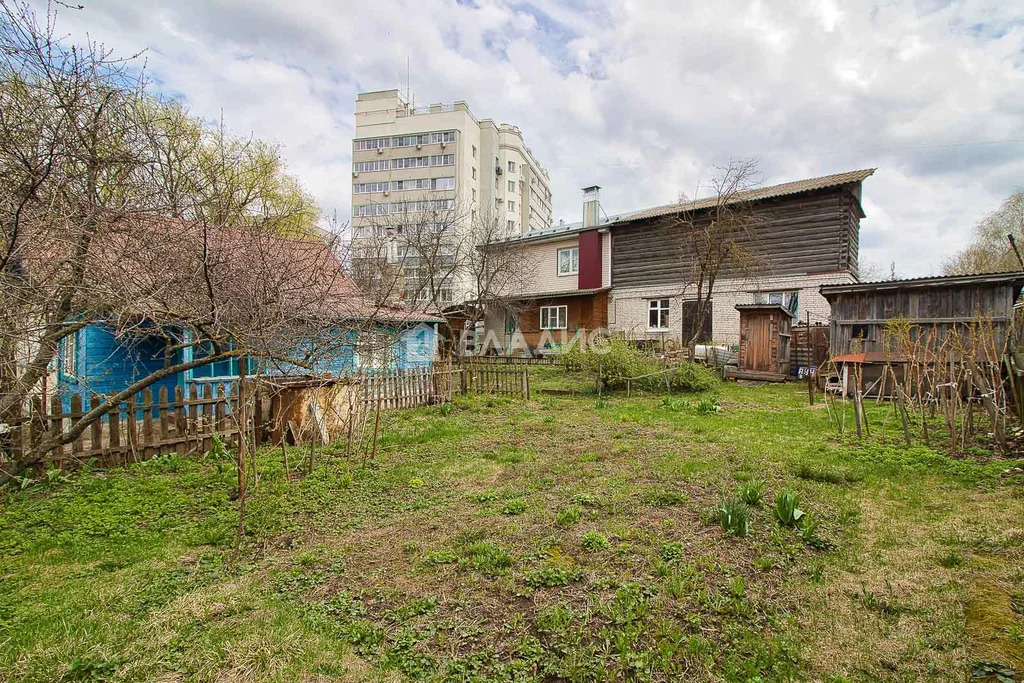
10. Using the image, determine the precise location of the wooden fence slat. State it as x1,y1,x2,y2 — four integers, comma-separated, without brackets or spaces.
126,396,138,462
142,388,155,460
174,387,186,449
49,396,65,463
89,395,102,457
69,394,83,457
107,404,121,465
158,387,170,455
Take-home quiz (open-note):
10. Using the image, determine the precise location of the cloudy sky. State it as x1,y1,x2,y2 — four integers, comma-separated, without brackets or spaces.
49,0,1024,276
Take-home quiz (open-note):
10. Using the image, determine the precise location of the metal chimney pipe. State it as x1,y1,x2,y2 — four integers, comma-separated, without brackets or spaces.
582,185,601,229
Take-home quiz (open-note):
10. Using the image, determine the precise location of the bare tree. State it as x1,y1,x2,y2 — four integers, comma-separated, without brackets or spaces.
0,2,365,479
943,190,1024,275
673,159,766,347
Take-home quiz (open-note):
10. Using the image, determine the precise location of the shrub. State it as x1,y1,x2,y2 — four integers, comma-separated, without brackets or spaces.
711,497,751,537
737,480,764,506
669,363,720,393
580,531,610,552
773,489,806,527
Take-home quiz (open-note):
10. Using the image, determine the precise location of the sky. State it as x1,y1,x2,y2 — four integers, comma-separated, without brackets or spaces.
45,0,1024,277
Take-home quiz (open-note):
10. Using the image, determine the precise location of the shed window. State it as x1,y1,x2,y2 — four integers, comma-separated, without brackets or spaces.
540,305,567,330
648,299,670,330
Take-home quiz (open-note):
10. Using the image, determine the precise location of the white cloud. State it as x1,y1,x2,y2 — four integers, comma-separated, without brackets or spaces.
41,0,1024,275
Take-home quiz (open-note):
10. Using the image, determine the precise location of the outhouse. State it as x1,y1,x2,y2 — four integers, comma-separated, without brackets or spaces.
728,303,794,381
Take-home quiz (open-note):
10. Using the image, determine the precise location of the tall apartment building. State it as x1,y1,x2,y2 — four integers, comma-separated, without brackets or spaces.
350,89,552,308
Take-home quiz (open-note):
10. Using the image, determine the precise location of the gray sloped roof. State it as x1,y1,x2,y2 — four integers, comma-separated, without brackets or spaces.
615,168,876,223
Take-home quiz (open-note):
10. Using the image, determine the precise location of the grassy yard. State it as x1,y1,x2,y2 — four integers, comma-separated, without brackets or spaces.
2,369,1024,681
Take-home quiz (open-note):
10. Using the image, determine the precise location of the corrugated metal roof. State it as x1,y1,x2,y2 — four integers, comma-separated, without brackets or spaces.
614,168,876,223
819,270,1024,297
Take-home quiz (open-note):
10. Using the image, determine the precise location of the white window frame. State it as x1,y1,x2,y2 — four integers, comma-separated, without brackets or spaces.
540,305,567,330
557,247,579,276
508,200,516,213
59,331,78,379
648,299,671,331
508,160,516,173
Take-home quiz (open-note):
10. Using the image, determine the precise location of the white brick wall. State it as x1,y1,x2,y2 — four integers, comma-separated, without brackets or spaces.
609,271,855,346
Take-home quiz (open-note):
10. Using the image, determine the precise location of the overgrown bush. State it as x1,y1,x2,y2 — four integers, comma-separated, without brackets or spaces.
559,339,719,394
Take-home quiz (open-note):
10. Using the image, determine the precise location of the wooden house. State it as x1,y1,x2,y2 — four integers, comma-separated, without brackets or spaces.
729,303,793,381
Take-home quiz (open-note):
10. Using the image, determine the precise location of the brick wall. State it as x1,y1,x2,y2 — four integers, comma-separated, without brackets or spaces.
609,271,855,346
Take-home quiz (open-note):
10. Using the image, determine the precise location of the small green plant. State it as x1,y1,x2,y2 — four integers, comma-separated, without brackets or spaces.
710,498,750,537
937,551,963,568
571,493,601,507
299,550,319,567
501,498,528,515
773,489,805,527
524,566,584,588
438,402,455,416
422,549,458,566
469,490,499,503
644,488,688,506
660,541,685,562
461,541,513,575
737,479,764,506
694,396,721,414
796,513,821,546
580,530,610,552
556,505,582,527
1004,624,1024,645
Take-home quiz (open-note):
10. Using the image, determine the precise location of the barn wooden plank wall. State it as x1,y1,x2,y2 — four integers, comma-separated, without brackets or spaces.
612,185,864,288
827,283,1017,355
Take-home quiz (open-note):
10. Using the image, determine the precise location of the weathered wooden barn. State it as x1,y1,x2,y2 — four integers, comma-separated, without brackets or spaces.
819,272,1024,356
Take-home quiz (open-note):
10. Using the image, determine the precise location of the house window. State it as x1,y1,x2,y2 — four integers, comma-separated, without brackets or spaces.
757,290,799,313
358,333,392,369
189,342,253,380
508,160,516,173
648,299,670,330
505,311,519,334
540,305,567,330
557,247,579,276
508,180,515,193
59,331,77,379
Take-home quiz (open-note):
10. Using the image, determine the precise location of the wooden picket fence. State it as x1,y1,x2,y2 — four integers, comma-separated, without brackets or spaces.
5,363,531,470
459,362,531,399
9,382,268,468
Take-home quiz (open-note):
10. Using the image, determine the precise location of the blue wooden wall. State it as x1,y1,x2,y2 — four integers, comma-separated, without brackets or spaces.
57,322,438,409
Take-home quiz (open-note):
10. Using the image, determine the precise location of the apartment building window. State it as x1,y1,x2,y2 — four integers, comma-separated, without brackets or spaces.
507,200,516,213
429,131,456,144
354,160,390,172
391,178,427,191
472,188,477,202
394,156,429,169
352,203,388,217
353,181,389,194
648,299,671,330
494,177,499,189
557,246,578,276
472,167,476,180
508,180,515,193
507,219,515,232
472,145,477,159
507,160,516,173
393,134,428,147
495,198,500,210
353,137,391,151
431,177,455,190
540,305,567,330
429,154,455,166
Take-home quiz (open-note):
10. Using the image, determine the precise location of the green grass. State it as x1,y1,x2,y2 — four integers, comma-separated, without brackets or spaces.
1,376,1023,681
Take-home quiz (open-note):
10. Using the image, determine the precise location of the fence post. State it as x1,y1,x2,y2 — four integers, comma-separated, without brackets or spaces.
126,395,138,462
521,366,530,400
174,387,186,446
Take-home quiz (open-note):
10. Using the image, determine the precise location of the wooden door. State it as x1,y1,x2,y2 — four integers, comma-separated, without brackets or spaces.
747,314,772,371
